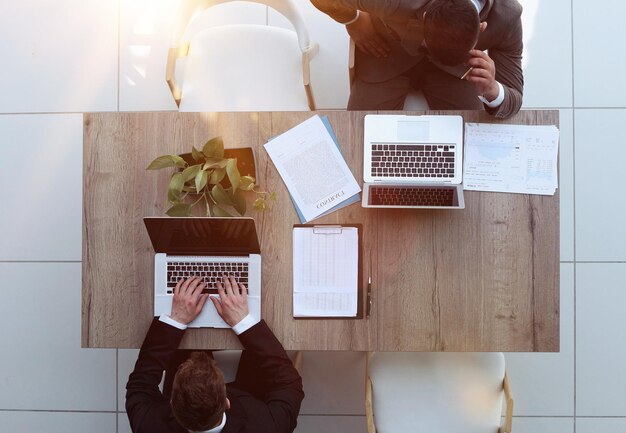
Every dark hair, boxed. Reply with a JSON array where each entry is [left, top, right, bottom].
[[171, 352, 227, 431], [423, 0, 480, 66]]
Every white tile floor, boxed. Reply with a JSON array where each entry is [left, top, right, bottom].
[[1, 0, 625, 432]]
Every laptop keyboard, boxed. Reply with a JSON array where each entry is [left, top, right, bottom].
[[370, 143, 456, 178], [166, 261, 249, 294], [369, 186, 456, 207]]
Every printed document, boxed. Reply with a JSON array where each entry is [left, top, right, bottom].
[[463, 123, 559, 195], [293, 226, 358, 317], [289, 116, 360, 223], [265, 115, 361, 222]]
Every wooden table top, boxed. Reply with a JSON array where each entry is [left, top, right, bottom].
[[82, 110, 559, 351]]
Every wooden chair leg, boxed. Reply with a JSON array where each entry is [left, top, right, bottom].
[[500, 371, 514, 433], [293, 351, 302, 373], [365, 352, 376, 433]]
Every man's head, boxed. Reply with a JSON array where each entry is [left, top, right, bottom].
[[171, 352, 228, 432], [423, 0, 481, 66]]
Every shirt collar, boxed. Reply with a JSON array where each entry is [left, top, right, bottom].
[[192, 413, 227, 433]]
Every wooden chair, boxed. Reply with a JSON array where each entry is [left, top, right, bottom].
[[365, 352, 513, 433], [166, 0, 318, 111]]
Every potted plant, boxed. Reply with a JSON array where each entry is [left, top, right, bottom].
[[146, 136, 274, 217]]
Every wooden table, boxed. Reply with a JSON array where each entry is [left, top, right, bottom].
[[82, 110, 559, 351]]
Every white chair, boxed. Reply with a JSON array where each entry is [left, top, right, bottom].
[[365, 352, 513, 433], [348, 39, 429, 110], [167, 0, 318, 111]]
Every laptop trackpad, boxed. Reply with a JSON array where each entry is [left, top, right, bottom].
[[397, 120, 429, 141]]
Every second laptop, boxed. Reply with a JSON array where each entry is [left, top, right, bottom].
[[361, 114, 465, 209]]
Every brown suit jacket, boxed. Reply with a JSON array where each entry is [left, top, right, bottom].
[[311, 0, 524, 118]]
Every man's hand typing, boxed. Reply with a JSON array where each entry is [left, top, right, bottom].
[[210, 275, 250, 327], [170, 276, 210, 325]]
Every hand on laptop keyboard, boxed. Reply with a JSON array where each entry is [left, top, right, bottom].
[[210, 275, 250, 327], [170, 276, 210, 325]]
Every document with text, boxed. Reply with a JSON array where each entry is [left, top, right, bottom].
[[463, 123, 559, 195], [293, 226, 358, 318], [264, 115, 361, 222]]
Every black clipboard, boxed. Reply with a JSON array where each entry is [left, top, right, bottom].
[[292, 224, 364, 320]]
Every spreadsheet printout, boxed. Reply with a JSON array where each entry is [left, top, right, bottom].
[[463, 123, 559, 195], [292, 226, 358, 317]]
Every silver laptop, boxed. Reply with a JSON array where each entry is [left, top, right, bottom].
[[362, 114, 465, 209], [144, 217, 261, 328]]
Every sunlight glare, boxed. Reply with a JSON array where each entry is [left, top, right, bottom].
[[519, 0, 539, 68], [132, 64, 147, 79], [129, 45, 152, 58]]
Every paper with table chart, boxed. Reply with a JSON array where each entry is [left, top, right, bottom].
[[264, 115, 361, 223], [292, 226, 358, 317], [463, 123, 559, 195]]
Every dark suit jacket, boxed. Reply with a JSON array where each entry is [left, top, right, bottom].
[[311, 0, 524, 118], [126, 319, 304, 433]]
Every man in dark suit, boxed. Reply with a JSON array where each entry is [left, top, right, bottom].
[[126, 276, 304, 433], [311, 0, 524, 118]]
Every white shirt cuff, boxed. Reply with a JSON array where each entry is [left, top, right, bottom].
[[478, 81, 505, 108], [231, 314, 259, 335], [159, 314, 187, 330], [342, 10, 360, 25]]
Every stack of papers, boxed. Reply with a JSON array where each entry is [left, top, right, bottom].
[[264, 115, 361, 223], [463, 123, 559, 195]]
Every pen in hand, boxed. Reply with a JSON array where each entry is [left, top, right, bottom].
[[460, 67, 474, 80]]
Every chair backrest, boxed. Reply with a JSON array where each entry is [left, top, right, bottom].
[[367, 352, 508, 433], [167, 0, 317, 111], [171, 0, 314, 53]]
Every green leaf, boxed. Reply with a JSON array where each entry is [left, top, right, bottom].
[[195, 169, 208, 193], [146, 155, 186, 170], [203, 158, 229, 170], [191, 146, 205, 162], [233, 189, 246, 216], [226, 158, 240, 192], [168, 172, 184, 203], [253, 197, 267, 211], [239, 175, 256, 191], [211, 184, 233, 206], [212, 205, 232, 217], [181, 164, 202, 182], [202, 137, 224, 158], [269, 191, 277, 202], [209, 167, 226, 184], [166, 203, 192, 217]]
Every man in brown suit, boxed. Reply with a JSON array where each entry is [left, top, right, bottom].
[[311, 0, 524, 119]]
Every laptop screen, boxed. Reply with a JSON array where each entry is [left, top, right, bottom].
[[144, 217, 261, 256]]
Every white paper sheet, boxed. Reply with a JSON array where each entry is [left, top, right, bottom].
[[264, 115, 361, 222], [463, 123, 559, 195], [292, 226, 358, 317]]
